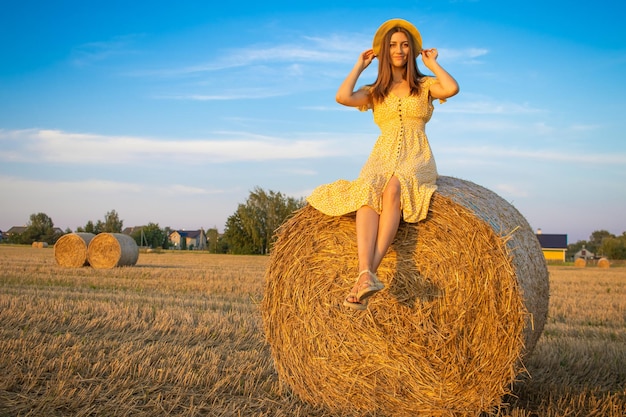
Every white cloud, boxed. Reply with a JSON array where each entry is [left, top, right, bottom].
[[132, 34, 365, 78], [0, 128, 354, 165], [441, 145, 626, 165], [494, 183, 529, 198], [0, 175, 231, 231], [439, 47, 489, 63]]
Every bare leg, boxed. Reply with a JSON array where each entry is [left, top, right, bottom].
[[356, 206, 378, 273], [372, 176, 401, 271], [346, 176, 402, 304]]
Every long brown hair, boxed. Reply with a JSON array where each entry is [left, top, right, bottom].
[[370, 27, 425, 104]]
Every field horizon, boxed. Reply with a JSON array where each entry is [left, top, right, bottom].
[[0, 246, 624, 416]]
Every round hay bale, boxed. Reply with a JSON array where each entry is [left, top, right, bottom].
[[31, 242, 39, 248], [54, 233, 95, 267], [574, 257, 587, 268], [262, 176, 549, 416], [597, 257, 610, 268], [87, 233, 139, 269]]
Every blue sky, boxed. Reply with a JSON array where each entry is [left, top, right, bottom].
[[1, 0, 624, 243]]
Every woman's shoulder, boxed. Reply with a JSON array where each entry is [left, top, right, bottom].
[[420, 76, 437, 87]]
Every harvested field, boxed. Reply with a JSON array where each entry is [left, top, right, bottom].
[[0, 245, 624, 416]]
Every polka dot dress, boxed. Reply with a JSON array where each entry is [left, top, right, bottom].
[[307, 76, 440, 223]]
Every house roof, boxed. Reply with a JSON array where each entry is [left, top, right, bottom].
[[536, 233, 568, 249], [170, 230, 204, 238], [122, 226, 144, 235]]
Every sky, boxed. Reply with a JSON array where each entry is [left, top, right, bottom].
[[1, 0, 624, 243]]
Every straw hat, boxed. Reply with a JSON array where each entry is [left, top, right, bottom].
[[372, 18, 422, 56]]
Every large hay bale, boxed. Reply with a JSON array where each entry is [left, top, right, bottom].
[[262, 176, 549, 416], [597, 257, 610, 268], [574, 257, 587, 268], [54, 233, 95, 267], [87, 233, 139, 269]]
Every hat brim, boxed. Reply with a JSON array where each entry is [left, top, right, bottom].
[[372, 18, 422, 56]]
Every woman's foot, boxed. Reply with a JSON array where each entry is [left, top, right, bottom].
[[343, 292, 368, 310], [343, 269, 385, 310]]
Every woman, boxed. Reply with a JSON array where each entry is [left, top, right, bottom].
[[307, 19, 459, 310]]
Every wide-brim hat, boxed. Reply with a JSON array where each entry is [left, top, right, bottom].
[[372, 18, 422, 56]]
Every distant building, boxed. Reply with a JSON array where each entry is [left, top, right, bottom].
[[6, 226, 28, 236], [574, 246, 595, 260], [122, 226, 144, 236], [535, 229, 568, 262], [169, 229, 207, 250]]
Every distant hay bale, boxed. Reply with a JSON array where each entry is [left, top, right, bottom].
[[262, 176, 549, 416], [597, 257, 610, 268], [54, 233, 95, 267], [574, 258, 587, 268], [87, 233, 139, 269]]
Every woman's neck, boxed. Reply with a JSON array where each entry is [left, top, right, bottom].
[[391, 67, 406, 83]]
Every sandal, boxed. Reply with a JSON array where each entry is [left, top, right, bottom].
[[342, 269, 384, 311], [343, 292, 369, 311], [355, 269, 385, 302]]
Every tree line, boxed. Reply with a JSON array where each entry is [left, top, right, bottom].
[[2, 188, 305, 255], [4, 189, 624, 259], [566, 230, 626, 260]]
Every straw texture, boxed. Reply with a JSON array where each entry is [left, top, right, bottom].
[[87, 233, 139, 269], [54, 233, 95, 267], [597, 257, 610, 268], [574, 258, 587, 268], [262, 176, 549, 416]]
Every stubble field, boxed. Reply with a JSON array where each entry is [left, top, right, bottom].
[[0, 245, 624, 416]]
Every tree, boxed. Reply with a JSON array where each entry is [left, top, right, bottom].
[[587, 230, 614, 254], [222, 187, 305, 254], [223, 206, 258, 254], [137, 223, 166, 249], [22, 212, 60, 244], [206, 227, 227, 253], [599, 233, 626, 259], [76, 220, 96, 234], [76, 210, 123, 234], [101, 210, 123, 233]]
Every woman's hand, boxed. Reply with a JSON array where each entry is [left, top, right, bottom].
[[420, 48, 439, 70], [357, 49, 376, 71]]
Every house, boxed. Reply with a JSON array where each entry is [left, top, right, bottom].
[[122, 226, 144, 236], [535, 229, 568, 262], [574, 246, 595, 260], [6, 226, 28, 236], [169, 229, 207, 250]]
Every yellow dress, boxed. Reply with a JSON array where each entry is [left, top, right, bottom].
[[307, 76, 439, 223]]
